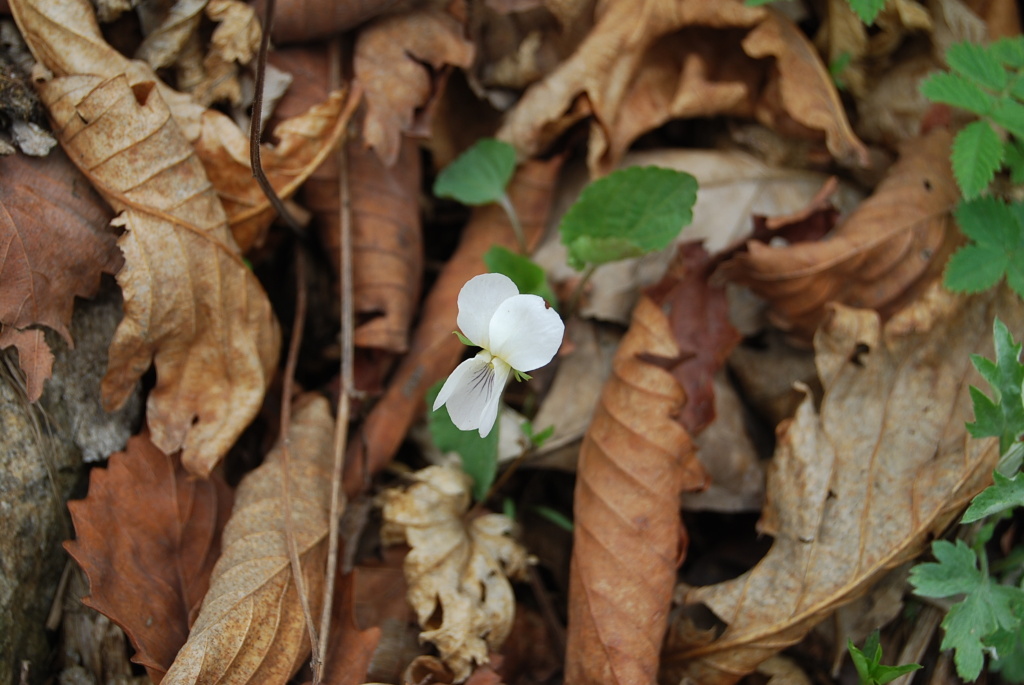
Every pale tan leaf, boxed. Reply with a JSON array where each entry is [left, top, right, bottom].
[[162, 395, 335, 684], [37, 71, 279, 477], [190, 0, 262, 106], [355, 6, 475, 165], [0, 326, 53, 401], [134, 0, 206, 70], [381, 465, 530, 682], [665, 284, 1021, 684], [566, 296, 706, 685]]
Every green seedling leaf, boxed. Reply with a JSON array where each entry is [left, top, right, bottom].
[[910, 540, 1024, 682], [965, 317, 1024, 456], [948, 41, 1010, 92], [921, 71, 995, 115], [483, 246, 559, 309], [944, 197, 1024, 298], [529, 505, 574, 533], [952, 121, 1004, 199], [427, 382, 500, 502], [847, 0, 885, 25], [559, 166, 698, 271], [848, 631, 922, 685], [962, 471, 1024, 523], [433, 138, 517, 206]]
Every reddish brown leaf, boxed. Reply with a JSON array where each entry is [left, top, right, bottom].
[[646, 242, 741, 434], [355, 5, 475, 165], [566, 296, 707, 685], [0, 149, 120, 399], [719, 127, 958, 342], [266, 0, 425, 44], [309, 571, 382, 685], [345, 156, 563, 495], [64, 431, 233, 683]]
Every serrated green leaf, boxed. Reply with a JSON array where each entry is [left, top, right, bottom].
[[559, 166, 698, 271], [944, 245, 1010, 293], [483, 246, 559, 309], [952, 121, 1004, 198], [965, 318, 1024, 455], [988, 627, 1024, 683], [847, 0, 885, 25], [922, 71, 996, 115], [989, 98, 1024, 140], [948, 41, 1010, 91], [1005, 139, 1024, 183], [962, 471, 1024, 522], [990, 37, 1024, 69], [955, 196, 1018, 245], [911, 540, 1024, 682], [433, 138, 517, 206], [427, 382, 500, 501]]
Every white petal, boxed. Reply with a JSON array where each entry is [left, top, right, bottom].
[[433, 354, 511, 437], [456, 273, 519, 349], [488, 295, 565, 372]]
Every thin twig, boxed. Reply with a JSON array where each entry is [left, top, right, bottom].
[[314, 36, 354, 683]]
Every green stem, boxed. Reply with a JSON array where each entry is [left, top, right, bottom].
[[497, 192, 526, 254]]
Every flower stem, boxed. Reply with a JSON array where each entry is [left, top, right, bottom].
[[497, 192, 527, 254]]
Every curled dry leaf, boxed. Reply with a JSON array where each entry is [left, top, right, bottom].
[[566, 295, 707, 685], [163, 395, 335, 684], [134, 0, 207, 70], [191, 0, 263, 106], [497, 0, 866, 173], [719, 127, 958, 343], [665, 283, 1021, 684], [266, 0, 424, 44], [36, 71, 280, 477], [345, 156, 563, 495], [0, 148, 120, 400], [355, 5, 475, 165], [64, 431, 233, 683], [381, 465, 530, 682]]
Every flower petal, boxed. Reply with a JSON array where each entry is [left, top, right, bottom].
[[433, 353, 511, 437], [456, 273, 519, 349], [488, 294, 564, 372]]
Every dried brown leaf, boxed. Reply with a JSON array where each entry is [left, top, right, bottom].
[[381, 465, 530, 682], [0, 148, 120, 399], [163, 395, 335, 684], [355, 5, 474, 165], [35, 71, 280, 477], [134, 0, 206, 70], [266, 0, 425, 44], [719, 127, 958, 342], [64, 431, 233, 683], [566, 296, 707, 685], [345, 156, 563, 495], [666, 284, 1020, 684]]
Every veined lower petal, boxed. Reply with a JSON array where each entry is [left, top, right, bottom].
[[433, 353, 512, 437], [488, 294, 565, 372], [456, 273, 519, 350]]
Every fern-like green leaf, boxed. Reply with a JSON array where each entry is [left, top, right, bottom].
[[952, 121, 1004, 198]]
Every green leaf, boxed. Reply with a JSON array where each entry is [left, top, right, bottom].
[[559, 166, 698, 271], [453, 330, 474, 346], [964, 318, 1024, 456], [945, 198, 1024, 298], [951, 121, 1004, 198], [426, 382, 500, 501], [989, 97, 1024, 140], [529, 505, 574, 532], [990, 37, 1024, 69], [743, 0, 777, 5], [947, 41, 1009, 92], [847, 0, 885, 25], [483, 246, 559, 309], [988, 627, 1024, 683], [962, 471, 1024, 523], [433, 138, 517, 206], [848, 631, 922, 685], [520, 420, 554, 448], [1005, 139, 1024, 183], [921, 71, 995, 115], [910, 540, 1024, 682]]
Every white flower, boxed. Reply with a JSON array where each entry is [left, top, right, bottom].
[[434, 273, 564, 437]]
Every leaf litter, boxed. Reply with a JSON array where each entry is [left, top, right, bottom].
[[2, 0, 1022, 683]]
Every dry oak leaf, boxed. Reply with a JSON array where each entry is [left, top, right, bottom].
[[64, 431, 233, 683], [0, 148, 120, 400], [665, 283, 1020, 685], [355, 5, 475, 165], [381, 465, 530, 682], [163, 394, 335, 684], [345, 156, 563, 495], [37, 71, 280, 477], [565, 295, 706, 685], [497, 0, 867, 174], [719, 127, 958, 343]]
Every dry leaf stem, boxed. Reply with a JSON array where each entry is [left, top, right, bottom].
[[315, 36, 354, 682]]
